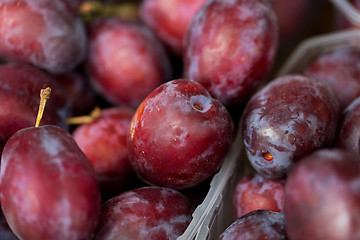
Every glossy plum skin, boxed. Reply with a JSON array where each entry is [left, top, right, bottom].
[[0, 125, 101, 240], [184, 0, 278, 106], [303, 47, 360, 110], [128, 79, 234, 189], [0, 63, 70, 146], [73, 107, 135, 192], [95, 186, 193, 240], [233, 174, 285, 219], [285, 149, 360, 240], [0, 0, 87, 74], [87, 18, 172, 107], [140, 0, 208, 55], [53, 71, 96, 116], [219, 209, 288, 240], [335, 97, 360, 155], [242, 75, 340, 179]]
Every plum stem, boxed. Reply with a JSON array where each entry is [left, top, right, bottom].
[[79, 1, 139, 23], [35, 87, 51, 128], [66, 106, 102, 125]]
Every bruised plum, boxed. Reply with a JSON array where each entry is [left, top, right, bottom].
[[242, 75, 340, 178]]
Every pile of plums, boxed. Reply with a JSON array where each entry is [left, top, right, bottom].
[[0, 0, 359, 239]]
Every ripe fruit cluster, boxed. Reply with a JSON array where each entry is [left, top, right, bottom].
[[0, 0, 359, 239]]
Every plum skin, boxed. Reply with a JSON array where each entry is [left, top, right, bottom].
[[127, 79, 234, 189]]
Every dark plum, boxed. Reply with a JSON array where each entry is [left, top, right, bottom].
[[0, 125, 101, 240], [184, 0, 278, 106], [87, 18, 172, 107], [95, 186, 193, 240], [285, 149, 360, 240], [335, 96, 360, 155], [128, 79, 234, 189], [140, 0, 208, 55], [0, 0, 87, 74], [242, 75, 340, 178], [303, 46, 360, 110], [72, 107, 135, 192], [219, 209, 288, 240], [0, 63, 70, 146], [52, 71, 96, 116], [233, 174, 285, 219]]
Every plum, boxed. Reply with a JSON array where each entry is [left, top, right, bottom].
[[87, 17, 172, 107], [335, 96, 360, 155], [184, 0, 278, 106], [303, 46, 360, 110], [95, 186, 193, 240], [127, 79, 234, 189], [242, 75, 340, 178], [219, 209, 288, 240], [52, 71, 96, 116], [233, 174, 285, 219], [0, 125, 101, 240], [285, 149, 360, 240], [72, 107, 135, 192], [140, 0, 208, 55], [0, 0, 87, 74], [0, 63, 70, 146]]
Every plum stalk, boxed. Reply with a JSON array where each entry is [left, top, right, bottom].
[[35, 87, 51, 127]]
